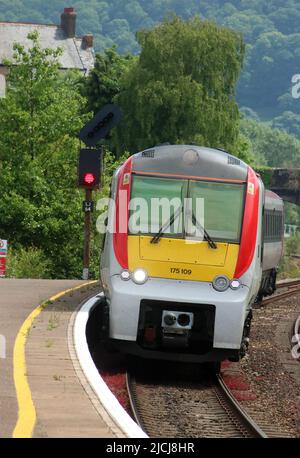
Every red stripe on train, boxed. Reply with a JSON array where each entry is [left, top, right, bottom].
[[234, 167, 260, 279], [113, 157, 132, 269]]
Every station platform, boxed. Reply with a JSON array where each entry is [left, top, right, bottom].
[[0, 279, 125, 438]]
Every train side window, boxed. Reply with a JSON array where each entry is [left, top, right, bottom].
[[261, 204, 265, 263], [266, 212, 269, 240]]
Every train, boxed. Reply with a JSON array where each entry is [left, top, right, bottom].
[[99, 145, 284, 365]]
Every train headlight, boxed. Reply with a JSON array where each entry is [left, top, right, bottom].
[[230, 279, 241, 290], [212, 275, 230, 292], [120, 270, 131, 281], [132, 268, 148, 285]]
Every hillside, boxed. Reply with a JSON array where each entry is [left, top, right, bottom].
[[1, 1, 300, 136]]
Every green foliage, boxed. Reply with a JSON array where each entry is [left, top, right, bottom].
[[114, 16, 245, 156], [0, 34, 127, 279], [278, 234, 300, 279], [6, 246, 51, 279], [2, 1, 300, 136], [285, 203, 300, 226], [255, 167, 273, 188], [284, 233, 300, 257], [272, 111, 300, 138], [278, 256, 300, 280], [0, 32, 90, 278], [239, 31, 300, 113], [240, 119, 300, 167], [83, 47, 135, 114]]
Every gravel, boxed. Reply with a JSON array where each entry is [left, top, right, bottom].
[[238, 297, 300, 437]]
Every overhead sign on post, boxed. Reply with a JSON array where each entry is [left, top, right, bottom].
[[79, 104, 122, 147]]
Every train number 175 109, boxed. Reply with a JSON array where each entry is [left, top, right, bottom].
[[170, 268, 192, 275]]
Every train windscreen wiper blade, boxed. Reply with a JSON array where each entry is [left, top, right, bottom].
[[150, 206, 182, 244], [192, 213, 217, 249]]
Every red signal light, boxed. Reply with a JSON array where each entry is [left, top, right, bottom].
[[84, 173, 96, 185], [78, 149, 101, 188]]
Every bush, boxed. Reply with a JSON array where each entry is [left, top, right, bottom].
[[6, 247, 52, 279], [285, 233, 300, 256], [278, 234, 300, 279]]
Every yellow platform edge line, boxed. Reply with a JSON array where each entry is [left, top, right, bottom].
[[12, 280, 98, 439]]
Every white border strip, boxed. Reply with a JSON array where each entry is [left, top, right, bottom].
[[73, 294, 148, 438]]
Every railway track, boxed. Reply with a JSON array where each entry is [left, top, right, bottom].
[[261, 278, 300, 306], [126, 369, 267, 438], [276, 278, 300, 289], [125, 279, 300, 438], [262, 279, 300, 364]]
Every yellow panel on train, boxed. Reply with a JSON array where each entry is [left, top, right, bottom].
[[128, 235, 239, 282]]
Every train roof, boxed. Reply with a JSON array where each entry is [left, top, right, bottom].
[[265, 189, 284, 211], [132, 145, 249, 182]]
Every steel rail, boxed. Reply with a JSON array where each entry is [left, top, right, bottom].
[[125, 278, 300, 437], [216, 374, 267, 438], [263, 285, 300, 305], [126, 372, 148, 434], [276, 279, 300, 289]]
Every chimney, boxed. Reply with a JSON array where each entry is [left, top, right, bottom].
[[61, 7, 77, 38], [82, 34, 94, 49]]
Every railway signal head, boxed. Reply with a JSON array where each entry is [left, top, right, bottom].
[[79, 104, 122, 147], [78, 149, 102, 189]]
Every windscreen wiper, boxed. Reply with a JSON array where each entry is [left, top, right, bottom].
[[150, 206, 182, 244], [192, 213, 217, 249]]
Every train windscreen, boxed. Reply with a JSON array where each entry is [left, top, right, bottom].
[[189, 180, 245, 243], [129, 175, 245, 243]]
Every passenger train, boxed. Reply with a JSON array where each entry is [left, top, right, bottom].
[[99, 145, 284, 364]]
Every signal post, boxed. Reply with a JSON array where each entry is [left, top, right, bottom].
[[78, 148, 102, 280], [78, 104, 122, 280], [83, 189, 92, 280]]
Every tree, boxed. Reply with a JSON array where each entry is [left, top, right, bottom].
[[115, 16, 245, 155], [223, 12, 275, 42], [0, 32, 90, 278], [83, 46, 135, 114], [272, 111, 300, 138], [3, 0, 300, 130], [240, 118, 300, 167], [285, 203, 300, 226], [238, 31, 300, 113]]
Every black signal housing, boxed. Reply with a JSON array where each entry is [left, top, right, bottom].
[[78, 148, 102, 189]]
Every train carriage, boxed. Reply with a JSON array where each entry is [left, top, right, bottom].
[[100, 145, 284, 364]]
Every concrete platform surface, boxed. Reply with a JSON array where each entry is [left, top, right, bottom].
[[0, 279, 122, 438]]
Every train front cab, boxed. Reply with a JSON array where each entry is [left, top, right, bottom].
[[101, 149, 264, 364]]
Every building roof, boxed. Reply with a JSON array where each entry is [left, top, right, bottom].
[[0, 21, 95, 73]]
